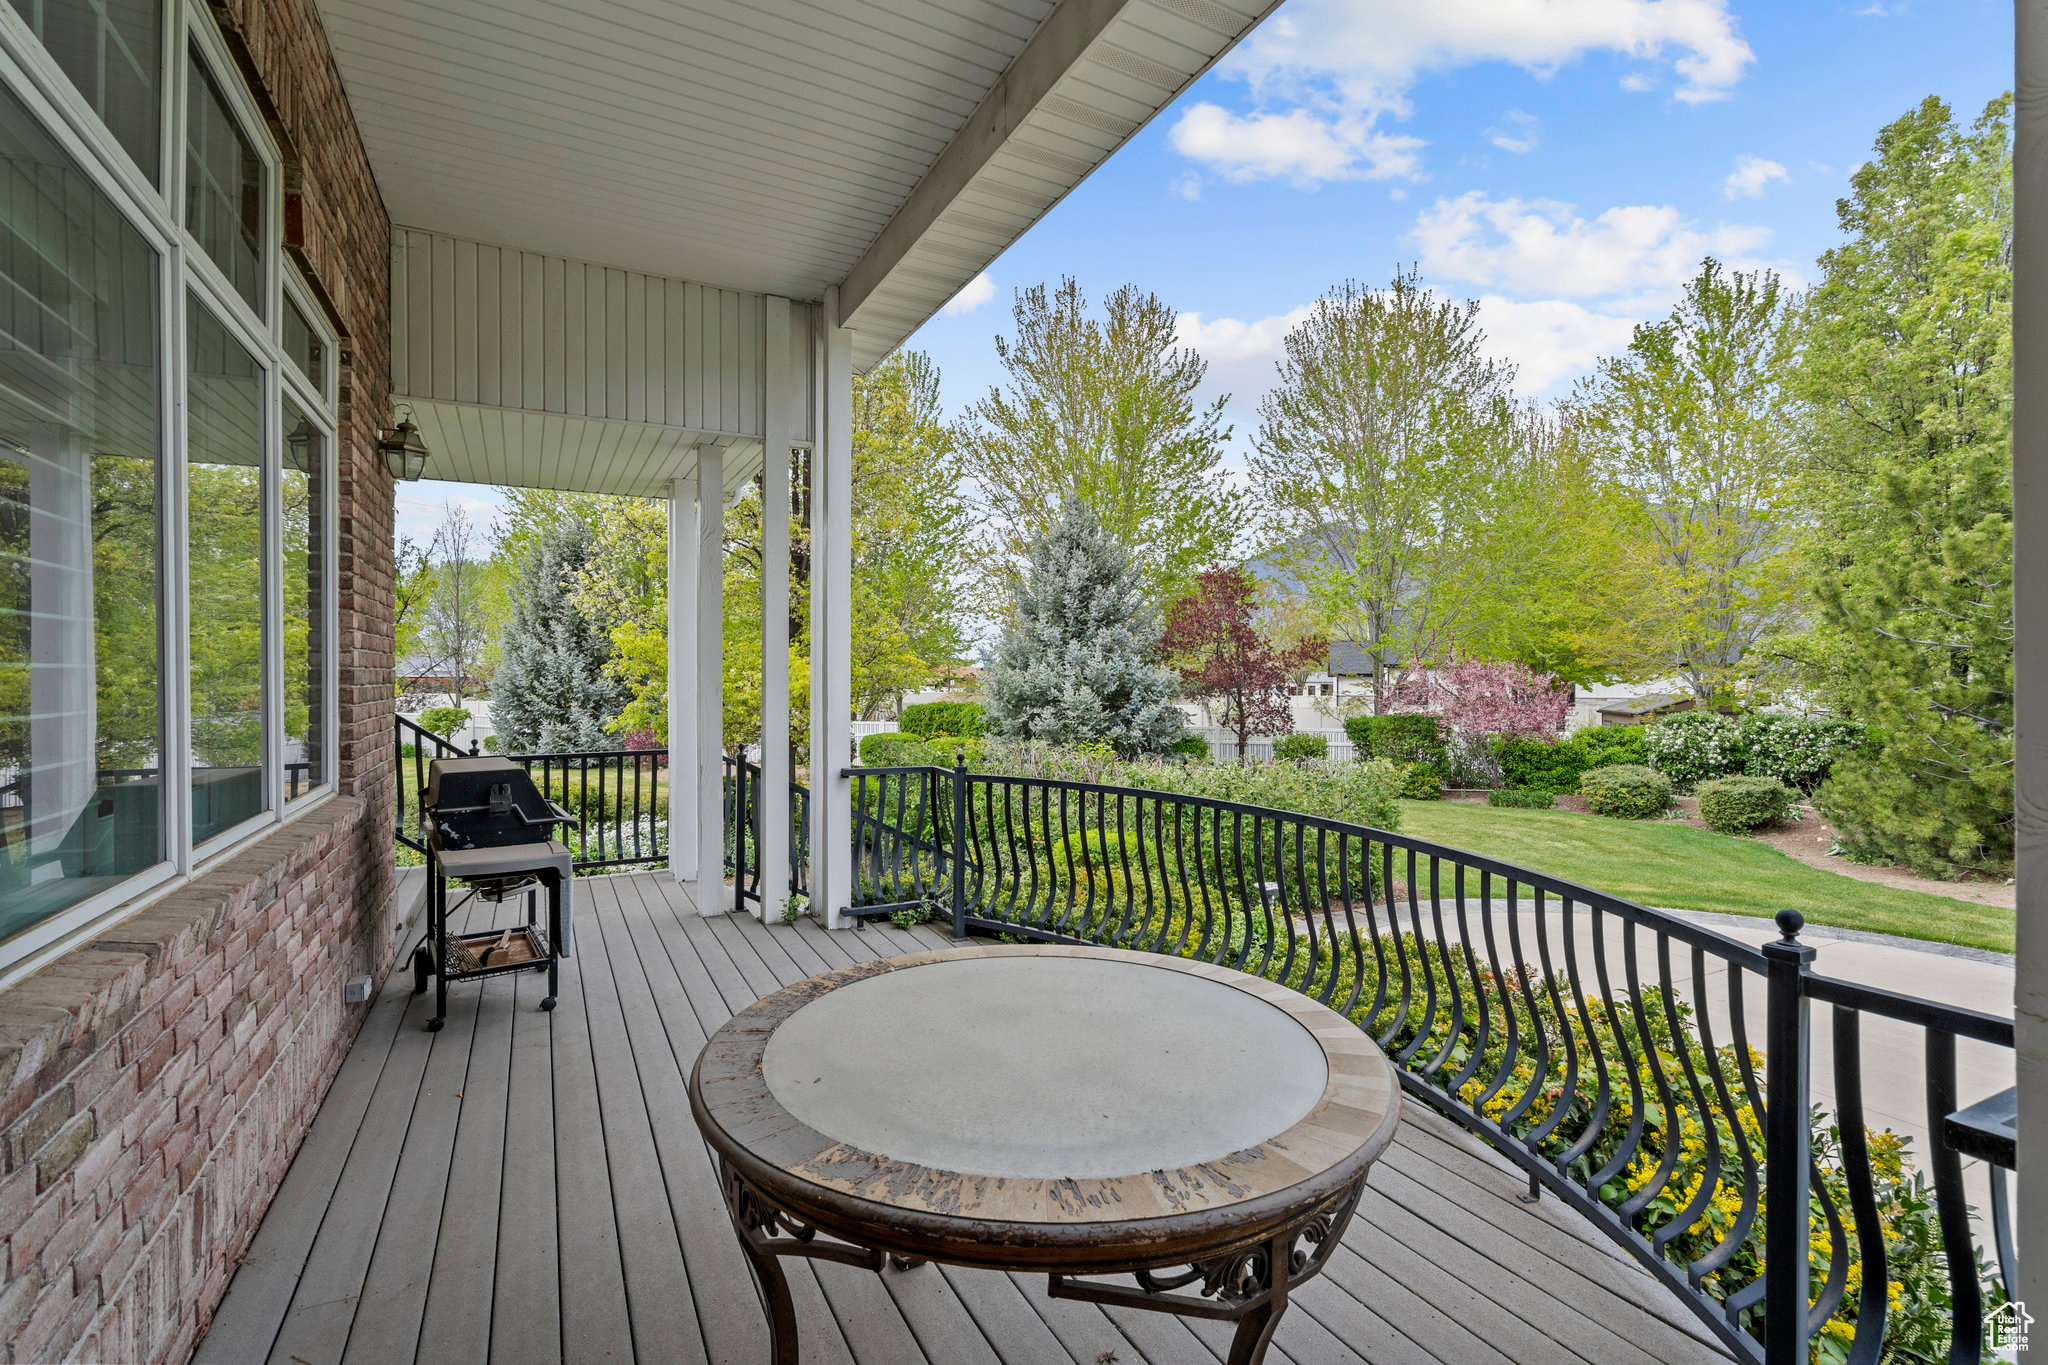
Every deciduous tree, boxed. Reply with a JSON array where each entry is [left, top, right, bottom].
[[1162, 566, 1323, 758], [1567, 260, 1803, 707], [1248, 269, 1527, 713], [959, 278, 1241, 612]]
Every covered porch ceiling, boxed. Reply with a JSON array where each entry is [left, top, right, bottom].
[[315, 0, 1278, 496]]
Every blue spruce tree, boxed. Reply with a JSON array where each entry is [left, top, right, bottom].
[[983, 501, 1184, 753], [491, 518, 625, 753]]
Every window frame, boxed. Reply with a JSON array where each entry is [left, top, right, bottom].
[[0, 0, 345, 982]]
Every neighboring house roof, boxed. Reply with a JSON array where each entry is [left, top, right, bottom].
[[1598, 693, 1693, 718], [1327, 640, 1376, 676]]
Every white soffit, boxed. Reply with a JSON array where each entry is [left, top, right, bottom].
[[318, 0, 1276, 369]]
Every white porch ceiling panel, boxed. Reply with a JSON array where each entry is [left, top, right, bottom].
[[391, 228, 811, 498], [319, 0, 1277, 371]]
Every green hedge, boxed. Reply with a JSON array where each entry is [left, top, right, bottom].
[[1344, 713, 1447, 767], [1487, 786, 1554, 809], [1580, 763, 1672, 819], [1492, 736, 1585, 793], [1169, 734, 1210, 761], [1569, 725, 1648, 768], [1696, 775, 1796, 833], [899, 701, 985, 738], [1274, 733, 1328, 762]]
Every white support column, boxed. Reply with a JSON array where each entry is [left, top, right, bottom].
[[759, 299, 793, 924], [668, 471, 698, 884], [2011, 0, 2046, 1317], [696, 445, 727, 915], [809, 290, 855, 929]]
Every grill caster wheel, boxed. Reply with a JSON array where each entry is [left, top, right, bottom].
[[411, 945, 431, 996], [427, 1016, 444, 1032], [540, 996, 557, 1012]]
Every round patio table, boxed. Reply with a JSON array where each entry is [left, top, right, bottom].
[[688, 943, 1402, 1365]]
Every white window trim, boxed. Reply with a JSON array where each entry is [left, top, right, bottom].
[[0, 0, 349, 976]]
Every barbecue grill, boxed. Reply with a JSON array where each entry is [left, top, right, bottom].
[[412, 756, 579, 1031]]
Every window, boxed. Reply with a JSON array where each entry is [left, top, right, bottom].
[[0, 80, 164, 943], [5, 0, 160, 179], [0, 0, 334, 968], [183, 42, 260, 311], [283, 291, 323, 391], [185, 300, 264, 843], [281, 397, 324, 800]]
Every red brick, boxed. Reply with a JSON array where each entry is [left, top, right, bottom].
[[7, 1186, 66, 1277]]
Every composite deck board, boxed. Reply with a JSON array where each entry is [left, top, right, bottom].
[[199, 871, 1741, 1365]]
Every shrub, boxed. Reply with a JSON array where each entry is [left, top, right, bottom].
[[1168, 734, 1210, 761], [1273, 733, 1328, 762], [1400, 762, 1443, 799], [1487, 786, 1555, 809], [1735, 713, 1866, 793], [900, 701, 985, 739], [1579, 763, 1673, 819], [858, 732, 984, 768], [857, 731, 906, 765], [416, 706, 470, 738], [1343, 713, 1447, 768], [1491, 736, 1587, 794], [1696, 775, 1797, 833], [1643, 710, 1742, 791], [1564, 724, 1648, 769], [978, 742, 1405, 836]]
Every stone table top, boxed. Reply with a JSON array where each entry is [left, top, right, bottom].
[[692, 944, 1402, 1230]]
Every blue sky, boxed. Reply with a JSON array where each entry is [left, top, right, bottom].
[[398, 0, 2013, 546]]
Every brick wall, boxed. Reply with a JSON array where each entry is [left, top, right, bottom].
[[0, 0, 396, 1359]]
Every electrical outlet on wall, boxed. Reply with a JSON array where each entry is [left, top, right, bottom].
[[345, 975, 373, 1004]]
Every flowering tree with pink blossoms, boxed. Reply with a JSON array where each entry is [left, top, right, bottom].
[[1405, 658, 1570, 740]]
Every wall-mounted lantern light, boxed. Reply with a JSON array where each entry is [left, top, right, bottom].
[[380, 405, 430, 482]]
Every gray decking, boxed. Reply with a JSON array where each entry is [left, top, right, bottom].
[[194, 871, 1736, 1365]]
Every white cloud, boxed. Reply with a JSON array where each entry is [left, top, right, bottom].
[[1488, 109, 1540, 154], [1227, 0, 1754, 107], [941, 271, 996, 317], [1721, 154, 1789, 199], [1620, 71, 1657, 91], [1168, 104, 1424, 187], [1471, 296, 1639, 393], [1411, 191, 1783, 299], [1169, 1, 1752, 189]]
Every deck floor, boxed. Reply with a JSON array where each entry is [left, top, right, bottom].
[[194, 872, 1735, 1365]]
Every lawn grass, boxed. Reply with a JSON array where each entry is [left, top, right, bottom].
[[1392, 799, 2014, 955]]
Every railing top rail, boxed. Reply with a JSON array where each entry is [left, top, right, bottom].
[[505, 748, 669, 763], [845, 762, 1773, 972], [398, 713, 466, 758], [1804, 971, 2016, 1044]]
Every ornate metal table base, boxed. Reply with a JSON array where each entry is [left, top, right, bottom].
[[719, 1158, 1368, 1365]]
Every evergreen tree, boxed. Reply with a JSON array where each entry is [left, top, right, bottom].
[[1786, 95, 2013, 875], [491, 518, 626, 753], [983, 501, 1185, 753]]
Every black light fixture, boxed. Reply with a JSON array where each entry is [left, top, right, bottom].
[[380, 405, 430, 481]]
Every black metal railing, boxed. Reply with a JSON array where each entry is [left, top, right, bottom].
[[845, 758, 2016, 1365], [723, 753, 809, 907], [395, 715, 670, 871]]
